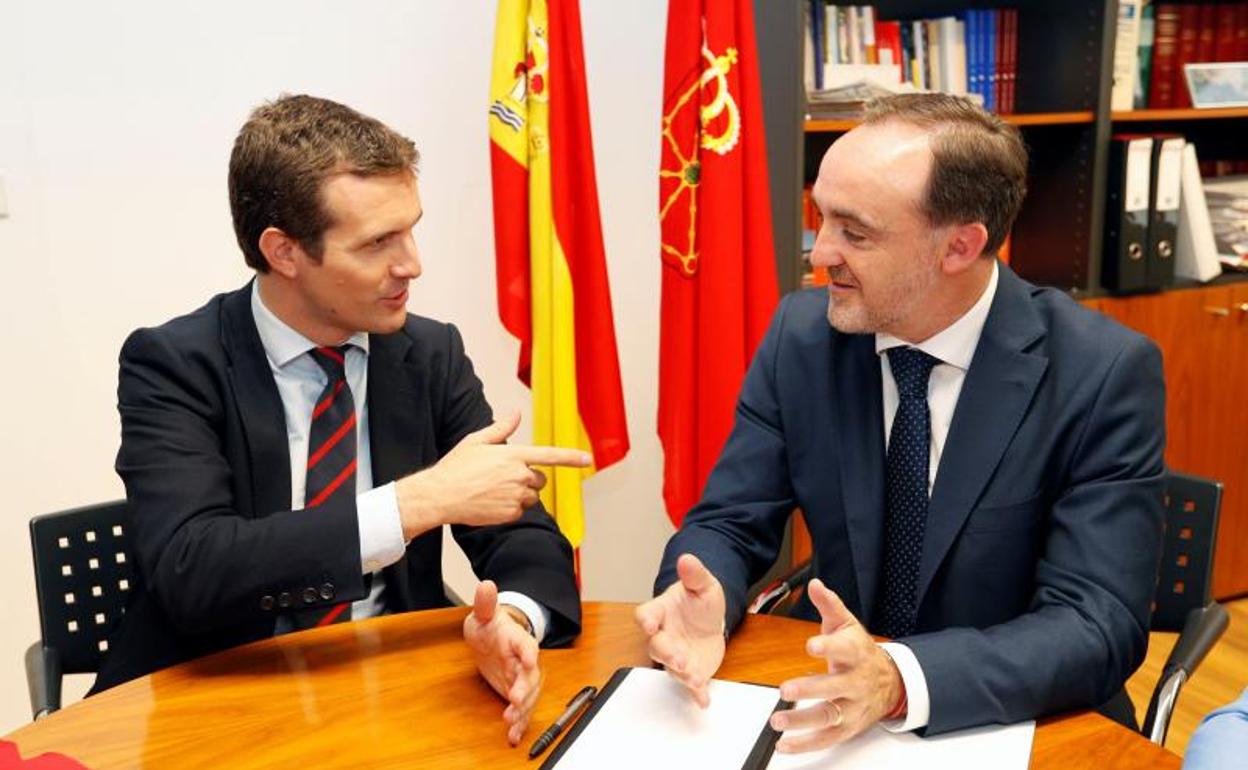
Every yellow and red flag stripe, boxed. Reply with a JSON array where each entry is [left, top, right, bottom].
[[489, 0, 629, 549]]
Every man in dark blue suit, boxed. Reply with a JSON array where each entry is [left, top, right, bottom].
[[99, 95, 589, 746], [637, 94, 1165, 753]]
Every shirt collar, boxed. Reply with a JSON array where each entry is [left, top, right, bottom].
[[250, 280, 369, 368], [875, 260, 999, 371]]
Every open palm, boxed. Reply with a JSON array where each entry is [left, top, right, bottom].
[[635, 554, 727, 707]]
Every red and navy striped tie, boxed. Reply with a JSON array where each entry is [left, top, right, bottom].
[[294, 344, 357, 628]]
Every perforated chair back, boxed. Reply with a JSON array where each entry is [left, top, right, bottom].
[[29, 501, 136, 674], [1152, 472, 1222, 632]]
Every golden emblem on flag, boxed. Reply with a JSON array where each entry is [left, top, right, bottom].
[[660, 40, 741, 277], [489, 18, 550, 137]]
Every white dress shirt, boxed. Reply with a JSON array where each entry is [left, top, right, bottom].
[[874, 261, 999, 732], [250, 282, 548, 640]]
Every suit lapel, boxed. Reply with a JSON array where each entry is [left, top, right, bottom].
[[220, 283, 291, 518], [917, 266, 1048, 605], [832, 333, 887, 619], [366, 330, 419, 485], [367, 329, 420, 610]]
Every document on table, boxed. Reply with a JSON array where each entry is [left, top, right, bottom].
[[541, 667, 785, 770], [767, 702, 1035, 769], [540, 667, 1035, 770]]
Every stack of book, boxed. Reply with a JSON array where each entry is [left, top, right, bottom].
[[1118, 1, 1248, 111], [804, 3, 1018, 115]]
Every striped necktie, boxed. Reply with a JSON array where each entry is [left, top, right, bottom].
[[292, 344, 357, 628]]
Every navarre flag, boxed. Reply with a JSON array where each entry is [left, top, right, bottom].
[[658, 0, 779, 526], [489, 0, 629, 548]]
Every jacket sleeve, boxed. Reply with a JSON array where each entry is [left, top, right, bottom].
[[903, 335, 1166, 734], [437, 324, 582, 647], [116, 327, 366, 635], [655, 297, 798, 629]]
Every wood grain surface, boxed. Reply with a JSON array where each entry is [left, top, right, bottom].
[[5, 603, 1180, 769]]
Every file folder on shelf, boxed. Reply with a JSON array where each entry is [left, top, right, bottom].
[[1103, 135, 1155, 293], [1147, 134, 1185, 289], [1175, 142, 1222, 282]]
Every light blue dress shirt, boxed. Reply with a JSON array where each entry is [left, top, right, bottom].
[[1183, 687, 1248, 770], [250, 282, 548, 639]]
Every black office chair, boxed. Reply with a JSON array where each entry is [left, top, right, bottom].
[[1142, 471, 1229, 746], [26, 501, 135, 719], [747, 470, 1230, 747]]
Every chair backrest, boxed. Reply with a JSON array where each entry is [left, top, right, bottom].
[[1152, 471, 1222, 632], [29, 501, 136, 674]]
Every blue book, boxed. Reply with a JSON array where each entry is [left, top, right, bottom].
[[966, 10, 981, 103], [985, 9, 998, 112]]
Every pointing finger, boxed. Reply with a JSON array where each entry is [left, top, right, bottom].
[[513, 445, 593, 468]]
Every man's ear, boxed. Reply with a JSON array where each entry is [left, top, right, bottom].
[[258, 227, 301, 279], [939, 222, 990, 276]]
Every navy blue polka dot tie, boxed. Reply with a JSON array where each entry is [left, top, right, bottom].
[[874, 346, 940, 639]]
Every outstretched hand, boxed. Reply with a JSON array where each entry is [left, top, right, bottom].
[[634, 554, 728, 708]]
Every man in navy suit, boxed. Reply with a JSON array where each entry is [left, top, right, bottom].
[[98, 95, 589, 746], [637, 93, 1165, 752]]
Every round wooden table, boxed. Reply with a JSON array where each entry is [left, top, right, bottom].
[[4, 603, 1180, 768]]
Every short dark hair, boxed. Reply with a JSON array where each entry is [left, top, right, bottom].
[[228, 94, 420, 272], [862, 93, 1027, 256]]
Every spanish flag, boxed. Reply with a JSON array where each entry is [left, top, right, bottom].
[[658, 0, 779, 527], [489, 0, 629, 549]]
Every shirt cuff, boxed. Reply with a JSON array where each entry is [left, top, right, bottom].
[[357, 482, 407, 575], [498, 591, 550, 643], [878, 642, 931, 732]]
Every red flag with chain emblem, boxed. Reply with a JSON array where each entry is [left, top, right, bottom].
[[658, 0, 779, 527]]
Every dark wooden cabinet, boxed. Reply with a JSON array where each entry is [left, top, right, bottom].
[[1094, 282, 1248, 599]]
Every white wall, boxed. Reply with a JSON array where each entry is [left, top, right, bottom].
[[0, 0, 675, 732]]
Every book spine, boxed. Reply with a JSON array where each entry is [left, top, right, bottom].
[[913, 20, 928, 90], [1006, 8, 1019, 114], [1149, 4, 1180, 108], [1195, 2, 1216, 64], [1173, 3, 1200, 108], [1135, 2, 1155, 109], [899, 20, 914, 84], [966, 10, 980, 103], [1238, 2, 1248, 61], [1111, 0, 1142, 112], [861, 5, 878, 65], [1214, 2, 1238, 61], [987, 9, 999, 112]]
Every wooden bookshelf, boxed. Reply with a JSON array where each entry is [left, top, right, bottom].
[[805, 111, 1095, 133], [1112, 107, 1248, 123]]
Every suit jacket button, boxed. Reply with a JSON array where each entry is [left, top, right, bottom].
[[320, 583, 335, 601], [260, 595, 275, 611], [277, 592, 292, 608], [302, 587, 318, 604]]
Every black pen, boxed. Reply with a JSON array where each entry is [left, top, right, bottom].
[[528, 685, 598, 759]]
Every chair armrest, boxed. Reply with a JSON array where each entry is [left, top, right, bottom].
[[1143, 602, 1230, 744], [1166, 602, 1229, 676], [24, 641, 62, 720]]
